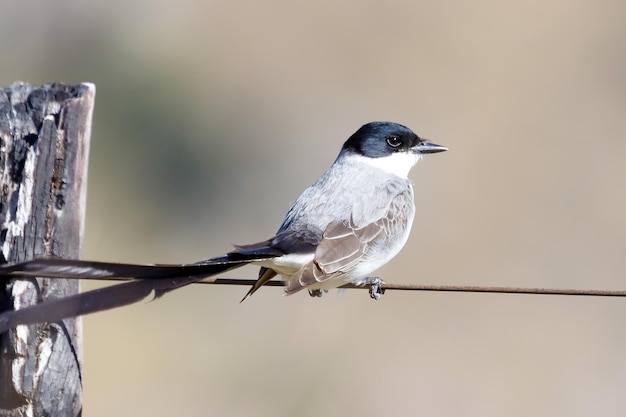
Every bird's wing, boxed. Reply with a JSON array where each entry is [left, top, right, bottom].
[[284, 188, 412, 295], [283, 219, 380, 294]]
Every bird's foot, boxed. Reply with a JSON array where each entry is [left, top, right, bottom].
[[356, 276, 386, 300], [308, 288, 328, 298]]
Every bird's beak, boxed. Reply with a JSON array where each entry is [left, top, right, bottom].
[[412, 140, 448, 154]]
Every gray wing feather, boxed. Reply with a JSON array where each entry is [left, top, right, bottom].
[[285, 186, 413, 294], [315, 220, 374, 273]]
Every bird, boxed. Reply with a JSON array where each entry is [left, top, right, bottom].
[[0, 121, 447, 333]]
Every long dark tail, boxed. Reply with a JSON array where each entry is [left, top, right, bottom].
[[0, 249, 279, 333]]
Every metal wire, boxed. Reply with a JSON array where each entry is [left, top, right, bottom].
[[83, 275, 626, 297]]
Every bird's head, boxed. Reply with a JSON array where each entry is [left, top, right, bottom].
[[341, 121, 447, 178]]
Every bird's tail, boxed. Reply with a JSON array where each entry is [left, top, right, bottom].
[[0, 246, 280, 333]]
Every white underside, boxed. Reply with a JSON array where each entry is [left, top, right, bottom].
[[254, 253, 315, 278], [253, 220, 413, 291], [254, 252, 383, 290]]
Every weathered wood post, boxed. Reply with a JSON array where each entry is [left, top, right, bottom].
[[0, 82, 94, 417]]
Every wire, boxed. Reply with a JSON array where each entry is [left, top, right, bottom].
[[83, 276, 626, 297]]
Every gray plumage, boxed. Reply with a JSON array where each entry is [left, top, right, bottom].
[[275, 152, 416, 294], [0, 121, 447, 332], [238, 121, 447, 299]]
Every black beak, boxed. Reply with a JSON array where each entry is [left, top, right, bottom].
[[412, 140, 448, 154]]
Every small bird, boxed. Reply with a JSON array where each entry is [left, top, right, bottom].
[[0, 121, 447, 332]]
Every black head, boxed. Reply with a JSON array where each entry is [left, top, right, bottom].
[[341, 121, 447, 158]]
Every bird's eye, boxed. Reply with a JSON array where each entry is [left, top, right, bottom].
[[386, 135, 402, 148]]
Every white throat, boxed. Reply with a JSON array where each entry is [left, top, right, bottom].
[[350, 152, 421, 179]]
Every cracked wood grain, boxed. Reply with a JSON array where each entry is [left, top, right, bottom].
[[0, 82, 94, 417]]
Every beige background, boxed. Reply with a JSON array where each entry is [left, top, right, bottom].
[[2, 1, 626, 416]]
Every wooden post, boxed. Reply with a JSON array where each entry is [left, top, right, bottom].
[[0, 82, 94, 416]]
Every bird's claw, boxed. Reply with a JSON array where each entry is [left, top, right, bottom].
[[356, 277, 386, 300], [308, 288, 328, 298]]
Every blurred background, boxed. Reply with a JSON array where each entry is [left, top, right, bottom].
[[2, 0, 626, 416]]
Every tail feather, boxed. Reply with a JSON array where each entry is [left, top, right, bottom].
[[1, 279, 159, 334], [239, 267, 278, 303], [0, 257, 257, 280], [0, 247, 281, 333]]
